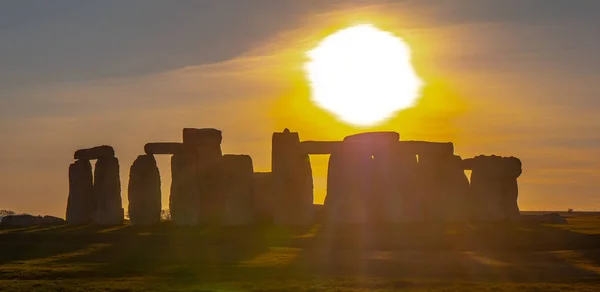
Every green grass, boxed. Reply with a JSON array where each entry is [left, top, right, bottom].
[[2, 215, 600, 291]]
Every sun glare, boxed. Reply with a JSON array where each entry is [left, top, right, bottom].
[[305, 24, 422, 126]]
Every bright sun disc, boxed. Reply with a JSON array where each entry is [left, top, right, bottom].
[[305, 24, 423, 126]]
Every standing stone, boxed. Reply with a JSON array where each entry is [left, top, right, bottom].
[[253, 172, 274, 224], [128, 155, 162, 226], [502, 157, 522, 221], [170, 151, 200, 226], [441, 156, 471, 221], [329, 144, 373, 224], [468, 155, 506, 221], [66, 159, 93, 225], [92, 157, 124, 225], [182, 128, 223, 224], [219, 155, 255, 226], [325, 152, 343, 223], [415, 153, 449, 221], [272, 129, 314, 226]]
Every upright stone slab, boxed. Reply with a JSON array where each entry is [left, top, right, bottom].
[[502, 157, 522, 221], [325, 152, 344, 223], [468, 155, 506, 221], [334, 142, 373, 224], [415, 153, 450, 221], [272, 129, 314, 226], [387, 150, 419, 222], [253, 172, 275, 224], [66, 159, 94, 225], [441, 156, 471, 221], [219, 155, 255, 226], [183, 128, 223, 224], [92, 157, 124, 225], [128, 155, 162, 226], [170, 150, 200, 226]]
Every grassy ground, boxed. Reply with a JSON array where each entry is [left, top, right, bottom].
[[2, 214, 600, 291]]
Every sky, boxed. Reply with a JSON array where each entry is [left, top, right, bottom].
[[1, 0, 599, 217]]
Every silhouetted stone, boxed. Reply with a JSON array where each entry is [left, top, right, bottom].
[[170, 151, 200, 226], [181, 128, 224, 223], [468, 155, 510, 221], [325, 152, 343, 223], [144, 142, 183, 155], [344, 131, 400, 143], [74, 145, 115, 160], [441, 155, 471, 221], [183, 128, 222, 147], [92, 157, 124, 225], [128, 155, 161, 226], [272, 129, 314, 226], [253, 172, 274, 224], [385, 150, 419, 222], [415, 153, 450, 221], [66, 159, 93, 225], [219, 155, 255, 225], [502, 156, 523, 221], [329, 144, 373, 224]]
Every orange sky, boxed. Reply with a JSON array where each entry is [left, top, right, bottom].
[[1, 2, 600, 216]]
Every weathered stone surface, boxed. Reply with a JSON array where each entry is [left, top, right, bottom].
[[415, 152, 456, 221], [272, 129, 314, 226], [66, 159, 94, 225], [329, 144, 373, 224], [383, 150, 419, 222], [183, 128, 222, 146], [502, 156, 522, 221], [253, 172, 274, 224], [144, 142, 183, 155], [219, 155, 255, 226], [325, 152, 344, 223], [74, 145, 115, 160], [468, 155, 517, 221], [399, 141, 454, 156], [1, 215, 65, 226], [170, 152, 200, 226], [343, 131, 400, 143], [128, 155, 162, 226], [92, 157, 124, 225], [441, 156, 471, 221]]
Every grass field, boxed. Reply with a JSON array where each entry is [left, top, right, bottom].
[[2, 214, 600, 291]]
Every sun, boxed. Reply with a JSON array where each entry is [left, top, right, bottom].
[[304, 24, 423, 126]]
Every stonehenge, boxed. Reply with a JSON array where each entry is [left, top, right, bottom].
[[66, 145, 124, 225], [66, 128, 524, 227]]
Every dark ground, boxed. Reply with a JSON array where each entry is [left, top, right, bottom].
[[1, 214, 600, 291]]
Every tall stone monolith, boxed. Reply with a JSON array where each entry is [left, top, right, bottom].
[[502, 156, 522, 221], [468, 155, 507, 221], [183, 128, 223, 224], [253, 172, 274, 224], [128, 154, 162, 226], [170, 150, 200, 226], [219, 155, 255, 226], [92, 156, 124, 225], [66, 159, 94, 225], [272, 129, 314, 226], [441, 155, 471, 221]]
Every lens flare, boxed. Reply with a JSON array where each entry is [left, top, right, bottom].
[[305, 24, 423, 126]]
